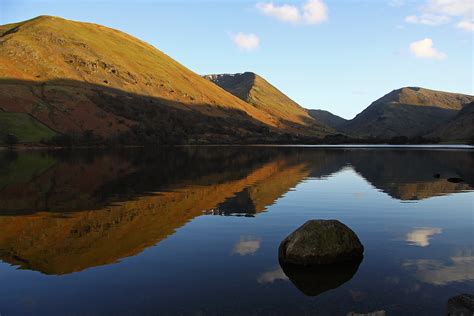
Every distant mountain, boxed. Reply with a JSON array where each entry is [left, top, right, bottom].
[[308, 109, 347, 130], [430, 102, 474, 142], [342, 87, 474, 139], [0, 16, 333, 145], [204, 72, 333, 136]]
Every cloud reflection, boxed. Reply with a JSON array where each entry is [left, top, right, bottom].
[[232, 236, 261, 256], [405, 227, 442, 247], [403, 250, 474, 285], [257, 267, 288, 284]]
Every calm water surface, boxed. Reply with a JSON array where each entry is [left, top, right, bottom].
[[0, 146, 472, 315]]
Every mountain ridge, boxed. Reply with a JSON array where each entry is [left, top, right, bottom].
[[341, 87, 474, 139], [308, 109, 348, 130], [204, 72, 334, 136]]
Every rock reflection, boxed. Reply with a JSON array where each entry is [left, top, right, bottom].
[[279, 258, 362, 296]]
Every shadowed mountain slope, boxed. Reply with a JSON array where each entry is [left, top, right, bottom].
[[430, 102, 474, 142], [204, 72, 333, 136], [342, 87, 474, 139], [308, 109, 348, 130]]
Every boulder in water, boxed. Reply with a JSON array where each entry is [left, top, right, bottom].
[[279, 220, 364, 266]]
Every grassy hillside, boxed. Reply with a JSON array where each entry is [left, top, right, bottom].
[[342, 87, 474, 139], [0, 112, 57, 143], [0, 16, 332, 144], [204, 72, 333, 136]]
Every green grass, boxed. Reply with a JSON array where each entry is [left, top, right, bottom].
[[0, 112, 57, 143]]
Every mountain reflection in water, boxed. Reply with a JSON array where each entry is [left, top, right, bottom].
[[0, 146, 472, 275]]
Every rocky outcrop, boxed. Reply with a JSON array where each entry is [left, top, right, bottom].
[[279, 220, 364, 266]]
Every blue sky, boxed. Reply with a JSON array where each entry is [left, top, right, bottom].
[[1, 0, 473, 119]]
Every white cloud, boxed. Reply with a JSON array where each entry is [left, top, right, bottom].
[[256, 2, 300, 24], [302, 0, 329, 24], [405, 0, 474, 31], [232, 32, 260, 51], [232, 236, 261, 256], [405, 227, 442, 247], [457, 19, 474, 32], [405, 14, 450, 25], [409, 38, 447, 60], [256, 0, 328, 25], [425, 0, 474, 17], [257, 267, 288, 284]]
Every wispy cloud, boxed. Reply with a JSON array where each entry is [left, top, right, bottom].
[[405, 0, 474, 31], [405, 227, 442, 247], [256, 2, 300, 24], [405, 14, 450, 26], [409, 38, 447, 60], [232, 236, 261, 256], [457, 19, 474, 32], [256, 0, 328, 25], [231, 32, 260, 51], [425, 0, 474, 16]]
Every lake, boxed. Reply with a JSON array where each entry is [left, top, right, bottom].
[[0, 146, 472, 315]]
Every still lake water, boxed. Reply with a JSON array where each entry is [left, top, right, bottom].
[[0, 146, 472, 315]]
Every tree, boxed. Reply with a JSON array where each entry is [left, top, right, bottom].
[[4, 133, 19, 147]]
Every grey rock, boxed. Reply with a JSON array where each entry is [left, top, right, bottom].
[[447, 294, 474, 316], [279, 220, 364, 266]]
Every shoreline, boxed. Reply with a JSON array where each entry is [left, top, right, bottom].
[[1, 143, 473, 151]]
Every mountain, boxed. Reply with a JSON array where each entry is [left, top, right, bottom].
[[308, 109, 347, 130], [342, 87, 474, 139], [430, 102, 474, 142], [0, 16, 332, 145], [204, 72, 333, 136]]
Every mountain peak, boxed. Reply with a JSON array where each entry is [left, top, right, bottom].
[[377, 86, 472, 110], [205, 72, 333, 134], [343, 87, 474, 138]]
